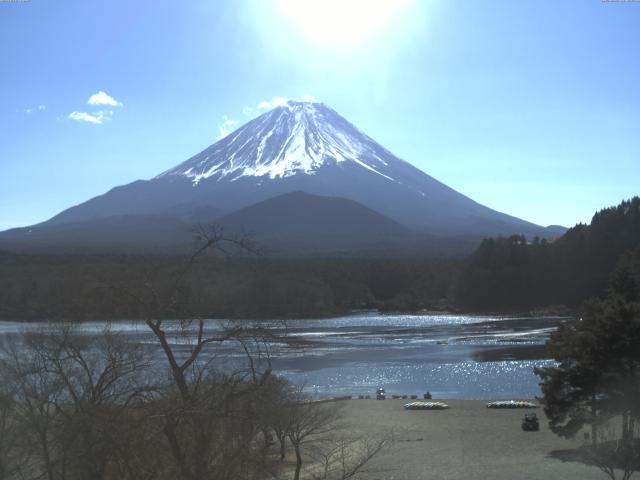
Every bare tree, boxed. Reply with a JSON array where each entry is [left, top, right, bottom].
[[0, 384, 12, 480], [277, 395, 391, 480], [124, 228, 283, 480], [0, 355, 25, 480], [584, 422, 640, 480], [258, 376, 292, 462], [0, 325, 154, 480], [127, 228, 394, 480], [1, 334, 64, 480], [310, 434, 390, 480], [286, 399, 343, 480]]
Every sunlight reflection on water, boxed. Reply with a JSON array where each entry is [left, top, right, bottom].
[[0, 312, 565, 399], [282, 360, 556, 399]]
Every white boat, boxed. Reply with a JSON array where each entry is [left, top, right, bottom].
[[486, 400, 537, 409], [404, 401, 449, 410]]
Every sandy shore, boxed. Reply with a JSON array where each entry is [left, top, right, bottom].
[[337, 399, 603, 480]]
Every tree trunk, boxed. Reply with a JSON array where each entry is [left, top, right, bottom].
[[279, 433, 286, 461], [261, 429, 272, 458], [293, 443, 302, 480], [591, 394, 598, 448], [621, 411, 630, 446], [163, 417, 192, 480], [192, 420, 210, 480], [38, 426, 55, 480]]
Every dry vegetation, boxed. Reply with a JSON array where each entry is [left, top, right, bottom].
[[0, 231, 390, 480]]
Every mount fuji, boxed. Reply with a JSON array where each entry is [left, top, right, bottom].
[[0, 101, 563, 254]]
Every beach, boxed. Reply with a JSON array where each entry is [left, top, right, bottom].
[[337, 399, 603, 480]]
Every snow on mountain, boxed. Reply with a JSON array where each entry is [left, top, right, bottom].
[[7, 99, 561, 249], [157, 101, 398, 184]]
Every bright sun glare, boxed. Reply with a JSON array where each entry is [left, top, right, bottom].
[[276, 0, 411, 49]]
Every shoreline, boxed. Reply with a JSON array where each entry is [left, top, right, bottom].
[[336, 398, 602, 480], [0, 307, 576, 323]]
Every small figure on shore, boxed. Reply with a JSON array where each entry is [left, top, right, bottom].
[[424, 391, 432, 399]]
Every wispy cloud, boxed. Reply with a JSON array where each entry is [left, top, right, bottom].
[[240, 94, 318, 121], [216, 115, 239, 140], [68, 111, 101, 124], [243, 96, 293, 119], [257, 96, 289, 110], [68, 110, 113, 125], [22, 104, 46, 114], [87, 91, 123, 107]]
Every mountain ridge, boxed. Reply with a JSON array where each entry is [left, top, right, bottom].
[[0, 100, 565, 254]]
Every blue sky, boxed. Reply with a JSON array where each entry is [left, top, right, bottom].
[[1, 0, 638, 231]]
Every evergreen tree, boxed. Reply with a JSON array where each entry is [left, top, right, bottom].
[[536, 254, 640, 446], [456, 196, 640, 311]]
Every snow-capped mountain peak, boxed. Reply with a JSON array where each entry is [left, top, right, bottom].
[[17, 99, 554, 246], [157, 101, 400, 185]]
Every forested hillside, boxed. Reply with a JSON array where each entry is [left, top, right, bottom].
[[0, 254, 459, 320], [454, 197, 640, 310]]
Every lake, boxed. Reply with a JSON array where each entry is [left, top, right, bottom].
[[0, 312, 566, 399]]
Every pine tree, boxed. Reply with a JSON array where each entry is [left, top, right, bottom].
[[536, 254, 640, 447]]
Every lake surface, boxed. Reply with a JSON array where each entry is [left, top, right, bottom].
[[0, 312, 566, 399]]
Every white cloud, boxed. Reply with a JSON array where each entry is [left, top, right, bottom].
[[67, 92, 120, 125], [241, 94, 314, 121], [68, 111, 101, 124], [68, 110, 113, 125], [38, 105, 46, 110], [87, 91, 123, 107], [23, 108, 32, 114], [257, 96, 289, 110], [216, 115, 239, 140]]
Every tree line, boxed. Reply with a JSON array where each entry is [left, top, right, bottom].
[[454, 197, 640, 311], [0, 253, 460, 321]]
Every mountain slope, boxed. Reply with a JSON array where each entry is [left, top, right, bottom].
[[0, 193, 424, 255], [213, 191, 481, 256], [0, 215, 193, 253], [0, 100, 563, 253], [218, 191, 411, 238]]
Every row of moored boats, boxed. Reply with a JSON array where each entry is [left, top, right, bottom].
[[402, 400, 538, 410]]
